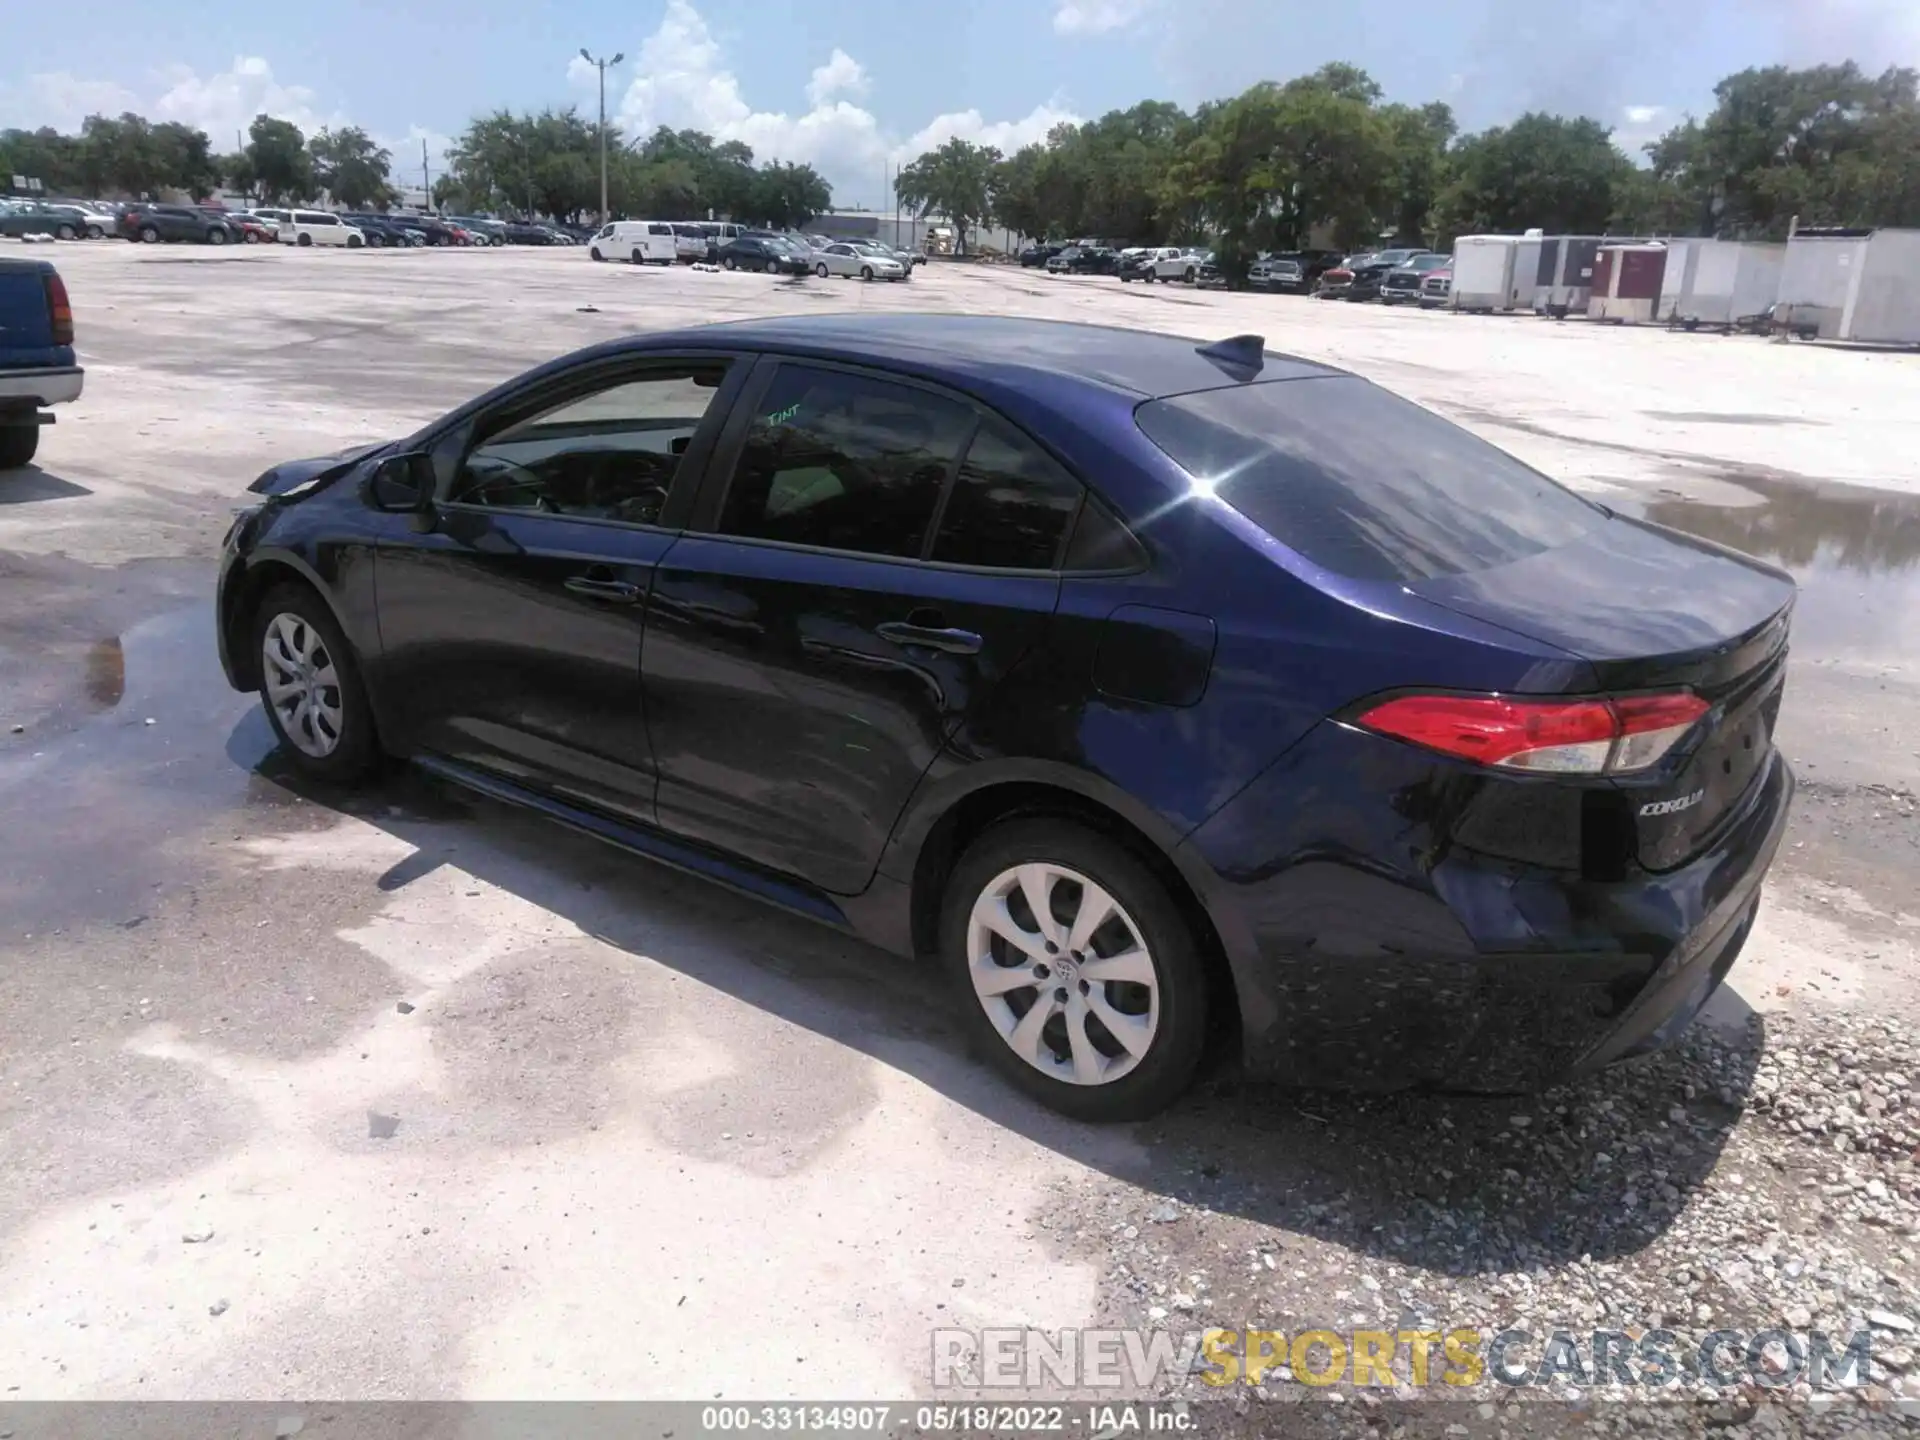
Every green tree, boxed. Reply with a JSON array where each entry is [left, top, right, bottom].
[[246, 115, 315, 204], [895, 138, 1002, 253], [1433, 113, 1630, 239], [1164, 70, 1395, 280], [744, 161, 832, 228], [1644, 63, 1920, 237], [221, 150, 257, 200], [309, 126, 394, 210], [1378, 101, 1456, 244], [0, 127, 84, 193]]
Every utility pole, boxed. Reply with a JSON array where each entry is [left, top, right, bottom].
[[580, 48, 624, 226], [421, 138, 430, 207]]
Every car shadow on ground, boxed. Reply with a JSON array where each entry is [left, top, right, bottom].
[[237, 723, 1767, 1279], [0, 466, 91, 504]]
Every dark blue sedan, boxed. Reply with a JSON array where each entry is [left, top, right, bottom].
[[214, 314, 1796, 1121]]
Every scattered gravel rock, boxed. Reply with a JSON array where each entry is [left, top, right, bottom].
[[1036, 1006, 1920, 1435]]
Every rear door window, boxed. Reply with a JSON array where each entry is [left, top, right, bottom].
[[1134, 376, 1605, 583], [718, 365, 975, 559], [930, 418, 1083, 570]]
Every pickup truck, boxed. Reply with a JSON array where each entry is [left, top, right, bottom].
[[0, 257, 83, 471]]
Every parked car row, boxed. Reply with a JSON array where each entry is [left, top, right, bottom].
[[0, 199, 116, 240], [1024, 239, 1461, 308], [1313, 248, 1439, 303], [587, 219, 925, 280], [2, 197, 591, 250]]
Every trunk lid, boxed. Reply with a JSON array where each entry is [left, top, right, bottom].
[[1410, 515, 1795, 869]]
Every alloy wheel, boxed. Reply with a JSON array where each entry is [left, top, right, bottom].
[[966, 862, 1160, 1086], [261, 612, 345, 758]]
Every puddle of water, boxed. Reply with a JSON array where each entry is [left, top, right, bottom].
[[83, 637, 125, 709], [1630, 472, 1920, 667]]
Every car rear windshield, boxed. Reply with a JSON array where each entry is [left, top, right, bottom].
[[1134, 376, 1605, 583]]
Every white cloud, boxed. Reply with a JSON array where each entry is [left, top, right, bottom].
[[148, 56, 344, 146], [806, 49, 869, 108], [0, 73, 142, 132], [612, 0, 1076, 203], [1616, 102, 1674, 157], [1052, 0, 1153, 36], [1, 56, 452, 191]]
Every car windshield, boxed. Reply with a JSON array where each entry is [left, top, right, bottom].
[[1134, 376, 1606, 584]]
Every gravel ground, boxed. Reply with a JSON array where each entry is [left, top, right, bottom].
[[1021, 1006, 1920, 1432]]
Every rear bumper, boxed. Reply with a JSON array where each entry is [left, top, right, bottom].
[[1180, 721, 1797, 1091], [0, 365, 84, 409]]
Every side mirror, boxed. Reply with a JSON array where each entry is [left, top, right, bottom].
[[366, 452, 434, 513]]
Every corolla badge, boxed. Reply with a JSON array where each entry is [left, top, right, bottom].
[[1640, 790, 1706, 817]]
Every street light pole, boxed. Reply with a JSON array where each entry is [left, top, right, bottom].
[[580, 48, 624, 227]]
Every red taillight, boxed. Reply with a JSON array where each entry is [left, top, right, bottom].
[[44, 272, 74, 346], [1356, 692, 1709, 775]]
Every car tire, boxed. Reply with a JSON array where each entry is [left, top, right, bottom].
[[815, 262, 829, 278], [55, 223, 77, 241], [139, 225, 161, 244], [367, 233, 384, 248], [591, 247, 605, 261], [252, 584, 381, 783], [0, 424, 39, 470], [242, 230, 258, 244], [940, 818, 1209, 1122], [860, 265, 873, 281], [723, 256, 736, 270], [1183, 267, 1196, 283], [86, 225, 105, 240], [297, 233, 312, 247]]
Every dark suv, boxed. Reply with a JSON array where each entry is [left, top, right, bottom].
[[119, 205, 243, 245]]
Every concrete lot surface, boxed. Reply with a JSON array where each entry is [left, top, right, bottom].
[[2, 244, 1919, 1424]]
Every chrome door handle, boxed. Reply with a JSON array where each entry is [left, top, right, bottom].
[[564, 576, 642, 604], [876, 621, 983, 655]]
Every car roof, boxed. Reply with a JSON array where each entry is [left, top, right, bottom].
[[670, 314, 1342, 400]]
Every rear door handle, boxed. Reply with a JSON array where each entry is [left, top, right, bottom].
[[876, 621, 983, 655], [564, 576, 642, 604]]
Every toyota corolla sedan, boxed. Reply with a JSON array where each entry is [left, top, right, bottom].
[[214, 315, 1795, 1122]]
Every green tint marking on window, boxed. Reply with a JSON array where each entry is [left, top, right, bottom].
[[766, 401, 802, 427]]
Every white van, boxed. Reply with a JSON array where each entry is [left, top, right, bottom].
[[589, 220, 677, 265], [283, 211, 364, 248]]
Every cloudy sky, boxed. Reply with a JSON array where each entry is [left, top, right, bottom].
[[3, 0, 1917, 208]]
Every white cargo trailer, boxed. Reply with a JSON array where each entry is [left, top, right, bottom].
[[1656, 239, 1786, 328], [1776, 227, 1920, 344], [1447, 233, 1541, 312]]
